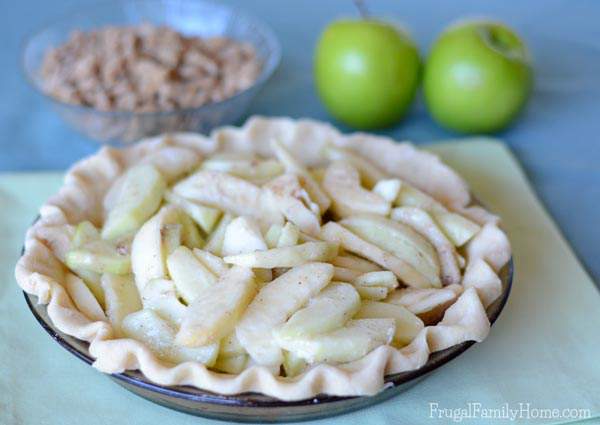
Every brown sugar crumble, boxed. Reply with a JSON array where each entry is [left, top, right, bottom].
[[40, 24, 262, 112]]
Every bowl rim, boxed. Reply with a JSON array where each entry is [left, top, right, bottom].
[[22, 249, 513, 409], [20, 0, 282, 118]]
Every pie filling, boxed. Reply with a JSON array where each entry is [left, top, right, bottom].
[[45, 136, 495, 377]]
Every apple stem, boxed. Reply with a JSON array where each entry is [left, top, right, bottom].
[[353, 0, 370, 18]]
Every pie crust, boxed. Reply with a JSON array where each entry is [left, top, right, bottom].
[[15, 116, 511, 401]]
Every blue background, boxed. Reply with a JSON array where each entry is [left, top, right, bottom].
[[1, 0, 598, 284]]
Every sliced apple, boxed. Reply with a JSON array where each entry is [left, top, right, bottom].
[[64, 274, 106, 322], [172, 170, 283, 226], [101, 273, 142, 336], [121, 309, 219, 366], [270, 138, 330, 213], [161, 223, 182, 256], [264, 174, 322, 236], [341, 214, 441, 287], [391, 207, 461, 286], [354, 285, 389, 301], [178, 213, 204, 249], [386, 285, 462, 325], [221, 216, 270, 282], [72, 221, 100, 247], [176, 266, 256, 347], [204, 214, 234, 256], [166, 246, 217, 304], [193, 248, 229, 276], [224, 242, 338, 268], [67, 221, 132, 277], [353, 271, 398, 289], [276, 318, 395, 364], [324, 145, 388, 188], [219, 332, 246, 358], [201, 152, 284, 184], [75, 270, 105, 307], [222, 216, 268, 256], [349, 271, 398, 301], [44, 223, 104, 305], [298, 231, 320, 243], [320, 222, 432, 288], [66, 238, 131, 275], [283, 350, 308, 377], [333, 266, 362, 282], [332, 254, 381, 273], [216, 332, 251, 374], [355, 301, 424, 347], [213, 354, 248, 374], [102, 164, 166, 240], [395, 183, 447, 213], [277, 222, 300, 247], [322, 161, 390, 218], [394, 184, 480, 247], [373, 178, 402, 202], [264, 224, 283, 248], [140, 278, 187, 325], [432, 211, 481, 247], [274, 283, 360, 340], [235, 263, 334, 366], [131, 205, 184, 291], [164, 190, 222, 234]]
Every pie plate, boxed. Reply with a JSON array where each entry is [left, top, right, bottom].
[[23, 256, 512, 423]]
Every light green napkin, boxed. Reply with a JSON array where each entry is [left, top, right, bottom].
[[1, 140, 598, 425]]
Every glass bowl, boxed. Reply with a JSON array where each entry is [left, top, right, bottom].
[[21, 0, 281, 144]]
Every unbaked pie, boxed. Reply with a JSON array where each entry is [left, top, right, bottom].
[[16, 117, 511, 400]]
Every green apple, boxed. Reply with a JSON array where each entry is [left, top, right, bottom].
[[424, 20, 532, 133], [314, 19, 420, 129]]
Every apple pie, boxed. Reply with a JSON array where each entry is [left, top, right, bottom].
[[16, 117, 511, 400]]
